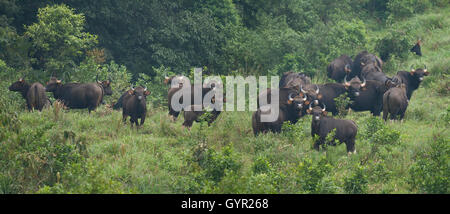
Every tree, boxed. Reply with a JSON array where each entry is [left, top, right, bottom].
[[24, 4, 97, 79]]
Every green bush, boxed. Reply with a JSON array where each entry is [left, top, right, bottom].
[[197, 144, 242, 183], [375, 29, 413, 61], [295, 156, 336, 193], [344, 165, 369, 194], [408, 133, 449, 193]]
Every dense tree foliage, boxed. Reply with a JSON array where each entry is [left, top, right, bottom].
[[1, 0, 442, 80]]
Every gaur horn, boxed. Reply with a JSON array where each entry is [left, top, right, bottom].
[[302, 93, 307, 101], [131, 85, 135, 91], [361, 77, 366, 87], [410, 64, 415, 72], [288, 93, 294, 101], [144, 87, 147, 91], [424, 64, 427, 72], [344, 75, 350, 87], [300, 85, 307, 94], [321, 103, 326, 112], [315, 85, 320, 94], [309, 103, 313, 111]]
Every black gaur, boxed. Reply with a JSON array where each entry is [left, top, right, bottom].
[[45, 77, 109, 113], [307, 104, 358, 154], [122, 86, 150, 127], [383, 84, 409, 121], [391, 66, 429, 100], [327, 55, 353, 83], [9, 78, 51, 111]]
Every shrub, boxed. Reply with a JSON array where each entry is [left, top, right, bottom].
[[295, 156, 335, 193], [334, 92, 352, 118], [344, 165, 368, 194], [197, 144, 242, 183], [375, 29, 413, 61], [408, 133, 449, 193]]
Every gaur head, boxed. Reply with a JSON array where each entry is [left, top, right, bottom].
[[96, 75, 113, 96], [410, 65, 429, 82], [300, 84, 321, 106], [307, 103, 327, 122], [128, 86, 150, 101], [287, 91, 308, 113], [9, 77, 27, 92], [45, 77, 63, 92], [344, 64, 352, 73], [344, 76, 366, 97]]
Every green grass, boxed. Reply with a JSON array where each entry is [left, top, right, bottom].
[[1, 8, 449, 194]]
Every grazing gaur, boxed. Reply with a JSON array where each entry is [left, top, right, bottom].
[[167, 78, 220, 121], [122, 86, 150, 127], [316, 76, 366, 115], [350, 51, 383, 80], [350, 80, 386, 116], [308, 104, 357, 154], [410, 40, 422, 56], [45, 77, 111, 113], [391, 66, 429, 100], [182, 105, 222, 129], [8, 78, 51, 111], [327, 55, 353, 82], [253, 89, 307, 135], [383, 84, 408, 121], [279, 71, 311, 90]]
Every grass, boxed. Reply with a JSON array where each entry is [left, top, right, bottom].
[[1, 7, 449, 194]]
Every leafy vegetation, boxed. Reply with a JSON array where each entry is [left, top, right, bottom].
[[0, 1, 449, 194]]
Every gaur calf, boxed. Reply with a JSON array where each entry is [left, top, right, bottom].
[[9, 78, 51, 111], [308, 104, 358, 154], [383, 84, 408, 121], [122, 86, 150, 127], [182, 105, 222, 129]]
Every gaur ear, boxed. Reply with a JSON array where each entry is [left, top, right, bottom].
[[287, 100, 293, 105], [362, 87, 367, 91], [322, 111, 328, 116], [306, 109, 312, 114], [164, 77, 170, 84], [424, 70, 429, 76], [318, 94, 322, 99], [304, 100, 310, 105], [19, 78, 24, 83], [144, 90, 151, 96], [128, 90, 134, 95]]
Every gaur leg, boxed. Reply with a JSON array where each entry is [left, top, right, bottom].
[[139, 115, 145, 126], [346, 138, 356, 154]]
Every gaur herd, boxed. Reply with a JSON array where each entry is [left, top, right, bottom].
[[8, 48, 429, 155]]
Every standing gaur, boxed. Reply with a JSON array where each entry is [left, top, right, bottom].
[[350, 51, 383, 80], [349, 80, 388, 116], [391, 66, 429, 100], [383, 83, 409, 121], [45, 77, 113, 113], [8, 77, 51, 111], [122, 86, 150, 127], [316, 76, 366, 115], [166, 76, 217, 121], [327, 55, 353, 83], [252, 89, 307, 135], [307, 103, 358, 154], [279, 71, 311, 90]]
